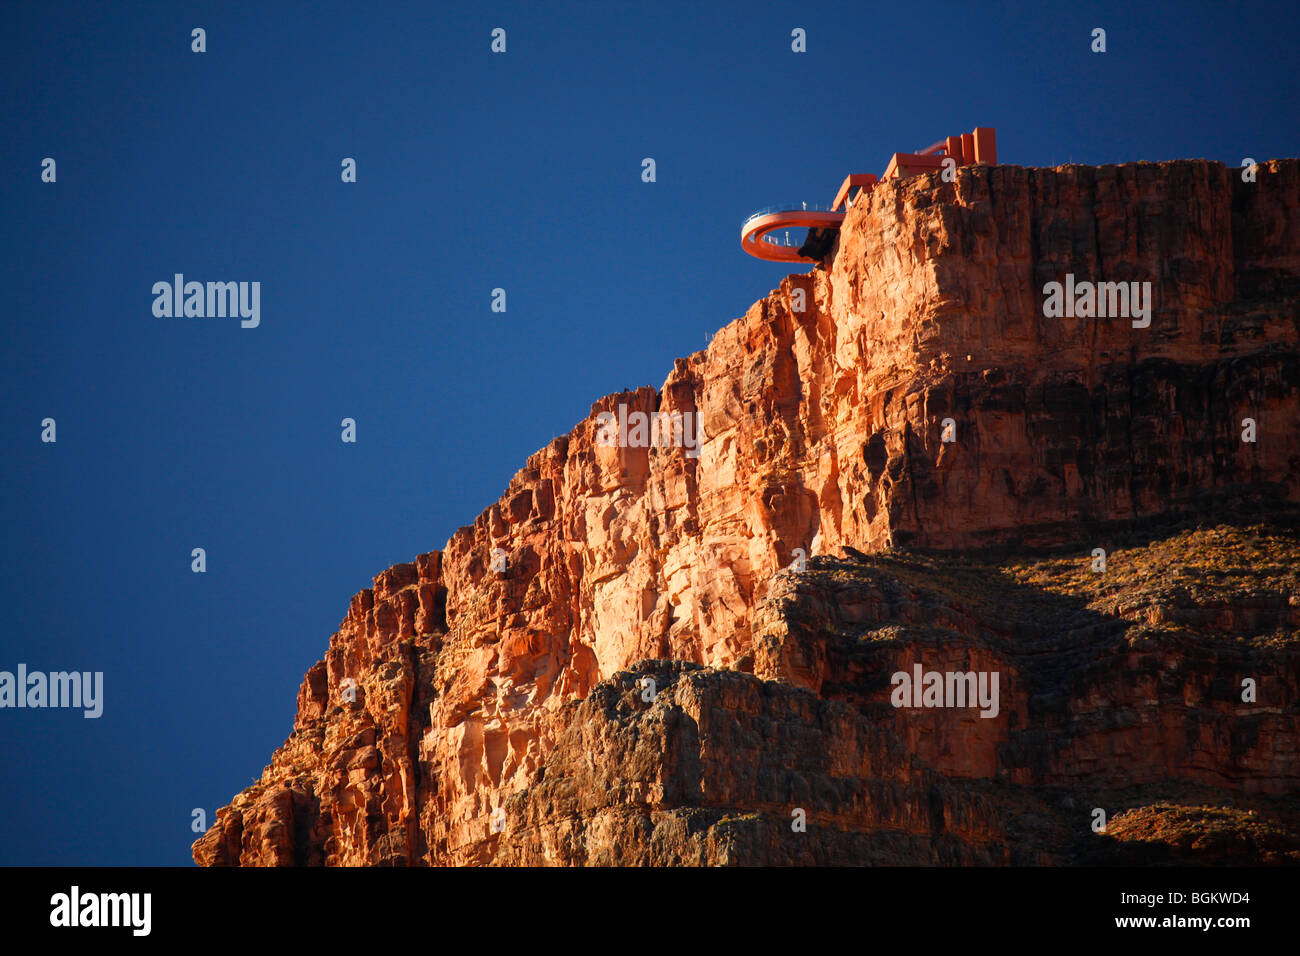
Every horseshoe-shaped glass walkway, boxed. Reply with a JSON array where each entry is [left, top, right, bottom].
[[740, 203, 845, 263], [741, 128, 998, 263]]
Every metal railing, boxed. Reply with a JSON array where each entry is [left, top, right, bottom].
[[740, 202, 839, 231]]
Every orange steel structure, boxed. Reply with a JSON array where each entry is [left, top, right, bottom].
[[741, 127, 997, 262]]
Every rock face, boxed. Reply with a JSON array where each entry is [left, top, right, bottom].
[[194, 159, 1300, 867]]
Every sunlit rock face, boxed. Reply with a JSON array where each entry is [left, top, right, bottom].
[[194, 159, 1300, 867]]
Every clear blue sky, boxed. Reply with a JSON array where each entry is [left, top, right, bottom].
[[1, 0, 1296, 865]]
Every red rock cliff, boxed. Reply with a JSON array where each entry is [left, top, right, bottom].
[[194, 158, 1300, 867]]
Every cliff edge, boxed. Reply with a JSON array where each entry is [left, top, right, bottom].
[[195, 158, 1300, 866]]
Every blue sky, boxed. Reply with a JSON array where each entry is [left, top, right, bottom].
[[1, 0, 1296, 865]]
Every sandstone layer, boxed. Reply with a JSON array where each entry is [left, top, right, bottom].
[[194, 158, 1300, 866]]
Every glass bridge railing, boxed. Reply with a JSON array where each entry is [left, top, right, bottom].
[[740, 202, 839, 232]]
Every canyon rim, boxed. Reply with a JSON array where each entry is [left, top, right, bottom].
[[194, 156, 1300, 867]]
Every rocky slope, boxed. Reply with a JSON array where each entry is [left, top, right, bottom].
[[194, 158, 1300, 866]]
